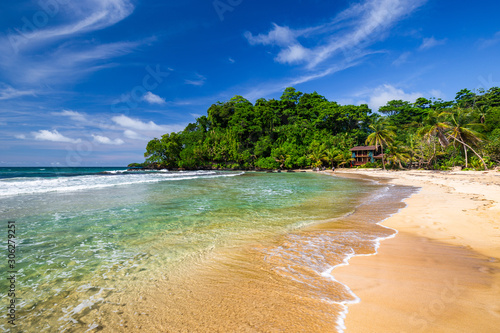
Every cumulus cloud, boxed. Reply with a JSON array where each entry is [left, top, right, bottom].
[[111, 115, 166, 131], [419, 36, 447, 50], [111, 115, 185, 136], [362, 84, 443, 111], [14, 134, 26, 139], [142, 91, 166, 105], [245, 23, 297, 47], [92, 134, 124, 145], [32, 129, 81, 143], [123, 129, 146, 140]]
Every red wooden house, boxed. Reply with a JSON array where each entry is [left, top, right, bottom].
[[349, 146, 383, 166]]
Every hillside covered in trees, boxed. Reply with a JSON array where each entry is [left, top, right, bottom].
[[134, 87, 500, 171]]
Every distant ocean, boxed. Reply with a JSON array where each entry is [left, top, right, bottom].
[[0, 167, 414, 332]]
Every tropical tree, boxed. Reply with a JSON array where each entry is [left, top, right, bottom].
[[365, 119, 396, 170], [418, 109, 449, 147], [386, 143, 411, 169], [308, 142, 327, 168], [334, 150, 355, 167], [324, 147, 340, 168], [444, 108, 487, 169]]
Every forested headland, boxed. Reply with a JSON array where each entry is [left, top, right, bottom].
[[131, 87, 500, 171]]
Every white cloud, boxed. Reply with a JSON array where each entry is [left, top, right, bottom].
[[184, 74, 207, 86], [111, 115, 185, 136], [92, 134, 124, 145], [111, 115, 166, 131], [368, 85, 423, 111], [360, 84, 443, 111], [275, 44, 312, 65], [0, 0, 141, 85], [10, 40, 142, 85], [245, 0, 427, 69], [52, 110, 87, 122], [14, 134, 26, 139], [142, 92, 166, 105], [0, 84, 36, 100], [123, 129, 146, 140], [228, 57, 235, 63], [245, 23, 297, 47], [32, 129, 81, 143], [419, 36, 447, 50], [6, 0, 134, 51]]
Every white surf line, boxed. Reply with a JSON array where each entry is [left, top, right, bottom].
[[320, 172, 421, 333]]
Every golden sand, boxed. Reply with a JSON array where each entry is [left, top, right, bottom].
[[331, 169, 500, 332], [85, 170, 500, 332]]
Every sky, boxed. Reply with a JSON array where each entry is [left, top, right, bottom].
[[1, 0, 499, 166]]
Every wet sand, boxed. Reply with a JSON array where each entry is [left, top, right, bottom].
[[331, 169, 500, 332], [88, 173, 415, 332]]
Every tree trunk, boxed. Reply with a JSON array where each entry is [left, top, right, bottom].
[[454, 137, 487, 170], [381, 146, 386, 171], [464, 144, 468, 168]]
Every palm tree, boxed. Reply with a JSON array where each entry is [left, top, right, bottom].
[[325, 147, 340, 168], [474, 105, 489, 124], [334, 150, 355, 167], [365, 119, 396, 170], [444, 108, 487, 170], [386, 144, 411, 169], [418, 109, 449, 147], [417, 110, 450, 167], [309, 143, 327, 168]]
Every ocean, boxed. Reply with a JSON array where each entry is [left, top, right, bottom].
[[0, 167, 415, 332]]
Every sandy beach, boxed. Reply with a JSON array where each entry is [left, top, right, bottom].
[[331, 169, 500, 332]]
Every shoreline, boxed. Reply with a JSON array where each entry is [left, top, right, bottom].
[[329, 169, 500, 332]]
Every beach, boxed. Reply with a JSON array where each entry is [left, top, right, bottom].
[[331, 169, 500, 332], [2, 168, 500, 332]]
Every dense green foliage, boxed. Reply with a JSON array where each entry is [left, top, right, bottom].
[[135, 87, 500, 170]]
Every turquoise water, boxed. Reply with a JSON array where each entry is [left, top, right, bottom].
[[0, 168, 378, 332]]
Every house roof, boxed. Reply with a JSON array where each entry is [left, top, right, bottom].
[[349, 145, 378, 151]]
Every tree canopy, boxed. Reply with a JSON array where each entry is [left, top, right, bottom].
[[136, 87, 500, 171]]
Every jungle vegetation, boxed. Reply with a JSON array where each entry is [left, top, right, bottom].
[[134, 87, 500, 171]]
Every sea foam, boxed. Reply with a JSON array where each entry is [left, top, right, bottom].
[[0, 170, 244, 197]]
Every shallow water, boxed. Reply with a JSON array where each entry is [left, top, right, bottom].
[[0, 168, 414, 332]]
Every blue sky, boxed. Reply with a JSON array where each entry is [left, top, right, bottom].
[[1, 0, 499, 166]]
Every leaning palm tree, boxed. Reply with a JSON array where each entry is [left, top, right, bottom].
[[418, 109, 449, 147], [444, 108, 487, 170], [365, 119, 396, 170]]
